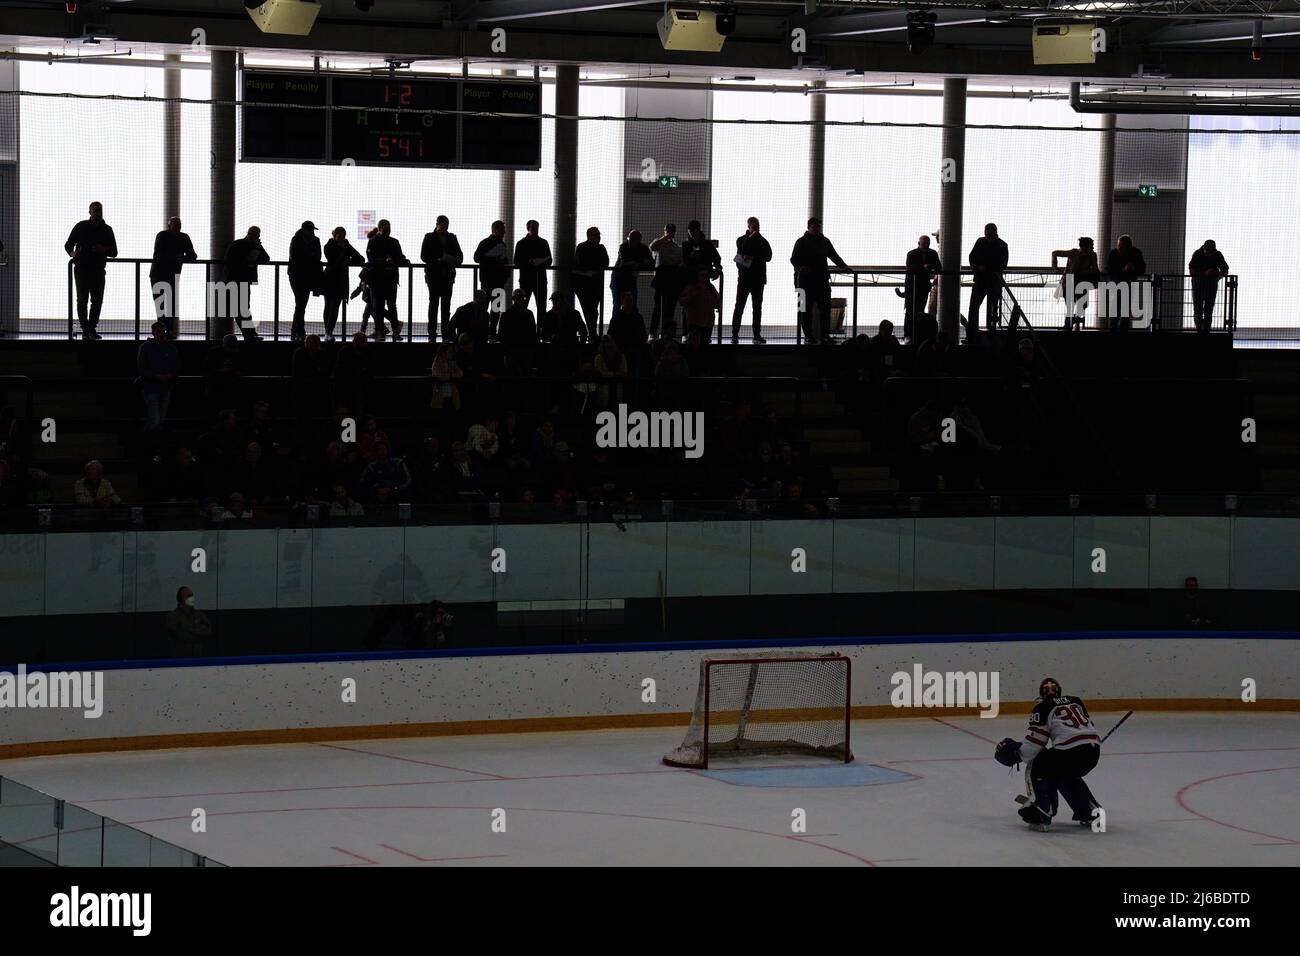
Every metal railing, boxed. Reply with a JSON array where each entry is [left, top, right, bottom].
[[61, 260, 1237, 343]]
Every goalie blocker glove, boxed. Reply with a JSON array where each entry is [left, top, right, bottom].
[[994, 737, 1022, 768]]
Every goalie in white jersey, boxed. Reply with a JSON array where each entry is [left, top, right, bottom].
[[994, 678, 1103, 830]]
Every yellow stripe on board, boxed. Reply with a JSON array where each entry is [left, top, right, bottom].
[[0, 697, 1295, 760]]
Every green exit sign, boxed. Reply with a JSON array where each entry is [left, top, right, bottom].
[[657, 175, 679, 189], [1138, 184, 1158, 198]]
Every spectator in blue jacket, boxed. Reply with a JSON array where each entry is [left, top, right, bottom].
[[360, 440, 412, 506], [137, 320, 182, 432]]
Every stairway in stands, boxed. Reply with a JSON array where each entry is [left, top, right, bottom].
[[732, 347, 898, 496]]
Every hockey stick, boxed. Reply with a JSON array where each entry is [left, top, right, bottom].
[[1014, 711, 1133, 804]]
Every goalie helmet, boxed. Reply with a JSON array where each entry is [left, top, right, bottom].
[[1039, 677, 1062, 700]]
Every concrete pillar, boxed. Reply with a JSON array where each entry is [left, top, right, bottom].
[[163, 53, 181, 221], [1097, 112, 1116, 262], [938, 78, 966, 338], [553, 64, 579, 305], [0, 50, 19, 336], [808, 80, 826, 225], [498, 68, 517, 297], [210, 50, 237, 338]]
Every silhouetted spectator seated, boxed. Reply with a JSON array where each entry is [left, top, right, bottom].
[[329, 482, 366, 517], [74, 459, 122, 508], [450, 290, 492, 348], [333, 333, 372, 419], [248, 400, 290, 459], [203, 334, 245, 414], [594, 335, 629, 407], [405, 601, 454, 649], [454, 336, 501, 409], [232, 441, 278, 506], [291, 334, 330, 424], [321, 439, 361, 497], [565, 355, 601, 421], [468, 414, 500, 462], [431, 343, 464, 413], [774, 482, 820, 517], [582, 447, 621, 502], [915, 327, 957, 378], [0, 405, 32, 470], [866, 320, 904, 388], [290, 485, 326, 523], [357, 417, 390, 463], [541, 291, 588, 346], [1178, 576, 1213, 629], [770, 442, 805, 492], [608, 291, 648, 370], [744, 442, 782, 498], [654, 340, 690, 376], [222, 491, 253, 520], [410, 434, 447, 503], [360, 440, 412, 506], [0, 458, 26, 508], [905, 399, 947, 491], [438, 440, 485, 501], [950, 396, 1001, 491], [199, 410, 244, 493], [165, 586, 212, 658], [165, 446, 204, 502]]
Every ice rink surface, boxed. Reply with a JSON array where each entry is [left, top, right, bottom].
[[2, 712, 1296, 866]]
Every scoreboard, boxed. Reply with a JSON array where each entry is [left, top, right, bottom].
[[240, 70, 542, 170]]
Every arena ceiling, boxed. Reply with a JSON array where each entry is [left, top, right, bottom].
[[0, 0, 1297, 82]]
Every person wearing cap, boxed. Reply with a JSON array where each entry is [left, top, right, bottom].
[[1188, 239, 1229, 333], [224, 225, 270, 341], [288, 221, 324, 343], [149, 216, 197, 339], [421, 215, 464, 342]]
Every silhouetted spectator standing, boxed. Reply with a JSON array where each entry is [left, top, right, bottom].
[[149, 216, 197, 338], [732, 217, 772, 344], [64, 201, 118, 340], [611, 229, 654, 316], [648, 223, 684, 338], [573, 226, 609, 337], [1052, 237, 1101, 331], [514, 220, 552, 321], [1189, 239, 1230, 333], [968, 223, 1008, 340], [1105, 234, 1147, 332], [224, 225, 270, 341], [287, 221, 323, 343], [474, 220, 511, 315], [365, 219, 409, 340], [904, 234, 941, 343], [321, 227, 364, 342], [166, 586, 213, 657], [791, 217, 848, 345], [333, 332, 371, 422], [137, 320, 181, 433], [421, 215, 464, 341], [682, 220, 722, 282]]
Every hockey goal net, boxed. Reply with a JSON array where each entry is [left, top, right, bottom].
[[663, 653, 853, 769]]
